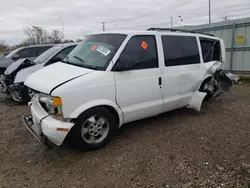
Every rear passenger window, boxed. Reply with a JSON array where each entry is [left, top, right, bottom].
[[36, 46, 53, 56], [17, 48, 37, 58], [200, 38, 221, 63], [162, 35, 200, 67], [119, 35, 158, 70]]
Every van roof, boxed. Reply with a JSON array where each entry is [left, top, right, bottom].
[[89, 30, 221, 40]]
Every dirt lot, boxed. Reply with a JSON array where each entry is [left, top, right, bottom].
[[0, 84, 250, 188]]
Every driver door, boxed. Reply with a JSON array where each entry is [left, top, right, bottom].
[[113, 35, 163, 123]]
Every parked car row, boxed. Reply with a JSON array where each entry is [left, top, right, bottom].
[[0, 29, 238, 151], [0, 44, 54, 74], [0, 43, 77, 102]]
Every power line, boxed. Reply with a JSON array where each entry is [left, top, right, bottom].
[[106, 0, 192, 24], [106, 3, 250, 30]]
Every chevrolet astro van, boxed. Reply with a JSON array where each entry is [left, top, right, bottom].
[[22, 28, 234, 150]]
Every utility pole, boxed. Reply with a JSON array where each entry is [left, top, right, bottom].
[[209, 0, 211, 23], [62, 21, 64, 38], [222, 16, 229, 21], [171, 16, 182, 28], [101, 22, 105, 31]]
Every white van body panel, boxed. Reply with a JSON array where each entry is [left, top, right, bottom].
[[51, 70, 119, 119]]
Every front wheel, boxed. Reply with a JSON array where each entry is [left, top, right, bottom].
[[12, 85, 31, 102], [68, 107, 117, 151]]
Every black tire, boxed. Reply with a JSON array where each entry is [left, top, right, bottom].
[[22, 85, 31, 101], [67, 107, 117, 151], [12, 85, 31, 103]]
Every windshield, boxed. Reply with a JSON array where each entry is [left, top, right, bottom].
[[5, 48, 20, 58], [66, 34, 127, 70], [33, 45, 63, 64]]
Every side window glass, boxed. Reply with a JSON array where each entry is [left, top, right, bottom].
[[18, 48, 37, 58], [46, 46, 76, 66], [17, 49, 29, 58], [200, 38, 221, 63], [36, 46, 52, 56], [118, 35, 158, 70], [162, 35, 200, 67]]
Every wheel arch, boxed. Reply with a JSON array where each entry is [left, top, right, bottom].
[[69, 100, 123, 127], [199, 75, 213, 91]]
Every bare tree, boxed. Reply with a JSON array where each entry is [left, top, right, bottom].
[[63, 39, 74, 43], [0, 40, 10, 52], [75, 39, 83, 42], [23, 26, 64, 45], [49, 30, 64, 44]]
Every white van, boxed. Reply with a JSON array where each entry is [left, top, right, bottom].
[[23, 28, 234, 150]]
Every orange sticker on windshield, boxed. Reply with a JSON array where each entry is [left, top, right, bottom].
[[91, 45, 97, 51], [141, 41, 148, 50]]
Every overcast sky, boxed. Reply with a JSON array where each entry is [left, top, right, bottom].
[[0, 0, 249, 45]]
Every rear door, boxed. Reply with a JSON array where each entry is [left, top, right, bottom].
[[161, 35, 204, 111], [113, 35, 163, 123]]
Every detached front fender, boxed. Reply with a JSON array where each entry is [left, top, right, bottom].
[[69, 99, 123, 127]]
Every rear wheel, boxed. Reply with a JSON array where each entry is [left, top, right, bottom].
[[68, 107, 117, 151], [200, 77, 217, 99]]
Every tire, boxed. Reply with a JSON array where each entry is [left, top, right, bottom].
[[68, 107, 117, 151], [22, 85, 31, 101], [12, 85, 31, 103]]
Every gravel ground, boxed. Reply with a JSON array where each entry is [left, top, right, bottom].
[[0, 84, 250, 188]]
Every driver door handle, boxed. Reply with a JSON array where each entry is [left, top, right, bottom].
[[158, 77, 162, 87]]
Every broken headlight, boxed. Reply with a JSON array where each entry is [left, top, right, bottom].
[[39, 94, 63, 118]]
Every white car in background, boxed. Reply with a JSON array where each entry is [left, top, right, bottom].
[[23, 29, 235, 150]]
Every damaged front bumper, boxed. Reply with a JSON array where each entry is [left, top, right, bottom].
[[23, 96, 74, 146]]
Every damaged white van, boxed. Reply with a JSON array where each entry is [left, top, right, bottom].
[[23, 28, 235, 150]]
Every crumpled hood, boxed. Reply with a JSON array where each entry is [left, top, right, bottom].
[[0, 57, 14, 69], [14, 63, 44, 83], [4, 58, 27, 75], [25, 62, 94, 94]]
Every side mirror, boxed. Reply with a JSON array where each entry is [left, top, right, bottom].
[[12, 54, 19, 60]]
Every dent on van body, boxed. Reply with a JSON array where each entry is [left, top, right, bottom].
[[187, 60, 237, 112]]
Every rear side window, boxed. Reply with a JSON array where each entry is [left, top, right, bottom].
[[17, 48, 37, 58], [118, 35, 158, 70], [36, 46, 53, 56], [200, 38, 221, 63], [162, 35, 200, 67]]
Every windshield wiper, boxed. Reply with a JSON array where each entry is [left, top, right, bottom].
[[73, 55, 85, 63], [73, 55, 100, 70]]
